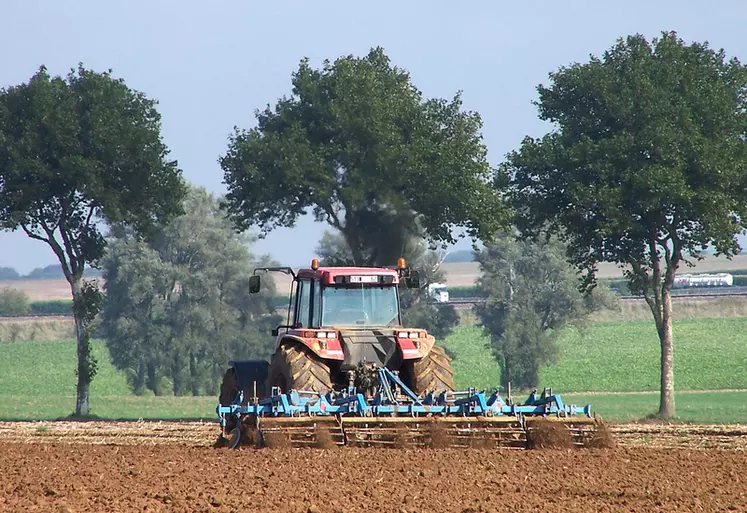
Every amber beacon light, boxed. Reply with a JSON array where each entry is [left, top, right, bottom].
[[311, 258, 320, 270]]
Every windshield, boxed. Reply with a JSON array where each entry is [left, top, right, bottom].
[[321, 285, 399, 327]]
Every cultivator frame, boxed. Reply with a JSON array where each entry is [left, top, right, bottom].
[[217, 366, 597, 449]]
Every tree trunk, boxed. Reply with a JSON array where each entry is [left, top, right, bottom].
[[190, 354, 200, 396], [147, 362, 160, 396], [658, 291, 675, 417], [71, 277, 90, 417]]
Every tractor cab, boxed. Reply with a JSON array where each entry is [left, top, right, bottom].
[[247, 258, 428, 375], [248, 258, 420, 334]]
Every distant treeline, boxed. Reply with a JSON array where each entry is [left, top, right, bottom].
[[0, 265, 102, 281], [442, 250, 475, 263]]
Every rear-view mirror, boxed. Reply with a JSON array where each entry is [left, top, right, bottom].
[[248, 275, 261, 294]]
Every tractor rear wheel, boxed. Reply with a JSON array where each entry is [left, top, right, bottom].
[[411, 343, 455, 394], [268, 343, 334, 393]]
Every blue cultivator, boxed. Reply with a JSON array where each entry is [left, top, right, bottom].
[[217, 366, 597, 449]]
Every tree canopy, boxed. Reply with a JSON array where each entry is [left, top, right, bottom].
[[0, 64, 187, 415], [501, 32, 747, 416], [220, 47, 506, 265], [100, 187, 280, 396]]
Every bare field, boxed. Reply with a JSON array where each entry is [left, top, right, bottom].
[[1, 420, 745, 450], [591, 295, 747, 321], [0, 278, 74, 301], [441, 254, 747, 286], [0, 421, 745, 512]]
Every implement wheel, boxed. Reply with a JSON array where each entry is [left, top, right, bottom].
[[268, 343, 333, 393], [411, 343, 455, 394]]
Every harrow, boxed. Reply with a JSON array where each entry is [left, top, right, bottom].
[[217, 366, 599, 449]]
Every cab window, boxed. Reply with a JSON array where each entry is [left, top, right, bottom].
[[294, 279, 312, 327]]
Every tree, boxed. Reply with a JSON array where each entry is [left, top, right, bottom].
[[220, 47, 506, 264], [473, 234, 617, 390], [100, 187, 281, 396], [501, 32, 747, 417], [0, 65, 186, 415], [315, 230, 356, 267], [0, 287, 30, 316], [0, 267, 20, 280]]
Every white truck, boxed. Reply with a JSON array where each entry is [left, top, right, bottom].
[[427, 282, 450, 303]]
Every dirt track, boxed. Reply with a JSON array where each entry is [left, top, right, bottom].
[[1, 421, 746, 512]]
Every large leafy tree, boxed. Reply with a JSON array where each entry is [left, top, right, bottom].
[[0, 65, 186, 415], [220, 47, 506, 263], [473, 234, 617, 390], [501, 32, 747, 417], [100, 187, 280, 396]]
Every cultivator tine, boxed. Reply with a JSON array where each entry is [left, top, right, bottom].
[[331, 416, 531, 449], [238, 415, 600, 449], [524, 416, 600, 448], [256, 417, 345, 448]]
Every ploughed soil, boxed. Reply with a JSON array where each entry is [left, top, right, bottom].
[[0, 422, 746, 512]]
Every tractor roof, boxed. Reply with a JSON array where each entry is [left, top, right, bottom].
[[296, 266, 400, 285]]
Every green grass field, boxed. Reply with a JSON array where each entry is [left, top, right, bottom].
[[442, 318, 747, 392], [0, 339, 216, 420], [562, 391, 747, 424], [1, 317, 746, 423]]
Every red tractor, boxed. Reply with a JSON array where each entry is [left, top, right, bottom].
[[218, 258, 454, 409]]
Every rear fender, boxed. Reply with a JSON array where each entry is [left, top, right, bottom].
[[276, 332, 345, 361], [397, 333, 436, 360], [229, 359, 270, 398]]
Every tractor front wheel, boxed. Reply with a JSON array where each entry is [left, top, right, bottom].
[[268, 343, 334, 393], [410, 343, 455, 394]]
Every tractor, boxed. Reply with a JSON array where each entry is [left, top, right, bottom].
[[218, 257, 454, 416], [216, 258, 599, 449]]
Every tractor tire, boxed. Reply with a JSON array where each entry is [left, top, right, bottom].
[[411, 343, 455, 394], [268, 343, 334, 393]]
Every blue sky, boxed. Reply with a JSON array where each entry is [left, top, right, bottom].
[[2, 0, 746, 273]]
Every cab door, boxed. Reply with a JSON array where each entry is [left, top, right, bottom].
[[293, 278, 322, 328]]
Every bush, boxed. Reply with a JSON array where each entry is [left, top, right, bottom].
[[0, 288, 30, 315], [29, 300, 73, 315]]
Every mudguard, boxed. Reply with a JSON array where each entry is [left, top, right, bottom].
[[275, 332, 345, 361], [229, 360, 270, 397]]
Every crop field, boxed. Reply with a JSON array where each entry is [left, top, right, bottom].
[[2, 316, 747, 423], [442, 318, 747, 392]]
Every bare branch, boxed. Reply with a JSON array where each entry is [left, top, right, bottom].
[[85, 204, 96, 227], [37, 219, 74, 283], [631, 259, 661, 328], [20, 224, 49, 244]]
